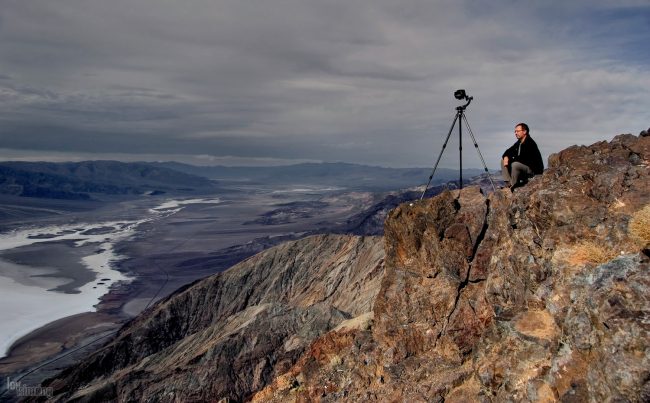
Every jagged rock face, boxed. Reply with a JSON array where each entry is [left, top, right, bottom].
[[42, 234, 385, 402], [254, 134, 650, 402]]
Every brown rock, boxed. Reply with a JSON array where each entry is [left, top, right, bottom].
[[255, 134, 649, 402], [512, 309, 560, 346]]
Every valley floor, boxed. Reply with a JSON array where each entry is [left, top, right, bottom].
[[0, 184, 379, 391]]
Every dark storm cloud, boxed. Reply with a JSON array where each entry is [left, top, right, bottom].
[[1, 0, 649, 168]]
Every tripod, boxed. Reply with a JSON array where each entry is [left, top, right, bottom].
[[420, 93, 496, 200]]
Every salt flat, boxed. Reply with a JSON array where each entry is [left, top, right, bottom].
[[0, 197, 223, 358]]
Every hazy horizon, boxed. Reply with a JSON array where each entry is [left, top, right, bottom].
[[0, 155, 492, 171]]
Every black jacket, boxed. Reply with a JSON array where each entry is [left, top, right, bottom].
[[502, 135, 544, 175]]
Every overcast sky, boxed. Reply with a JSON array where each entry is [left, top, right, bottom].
[[1, 0, 649, 168]]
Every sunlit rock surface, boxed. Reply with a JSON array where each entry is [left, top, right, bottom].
[[255, 133, 649, 402]]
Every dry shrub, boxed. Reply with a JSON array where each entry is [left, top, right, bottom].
[[566, 241, 618, 266], [629, 204, 650, 246]]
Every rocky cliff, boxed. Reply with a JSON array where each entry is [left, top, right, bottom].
[[253, 133, 649, 402], [42, 133, 649, 402]]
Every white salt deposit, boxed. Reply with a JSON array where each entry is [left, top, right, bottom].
[[270, 186, 343, 194], [148, 197, 221, 213], [0, 197, 221, 358]]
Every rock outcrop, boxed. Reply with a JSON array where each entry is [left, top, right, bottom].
[[254, 133, 650, 402], [41, 133, 649, 402], [42, 234, 384, 402]]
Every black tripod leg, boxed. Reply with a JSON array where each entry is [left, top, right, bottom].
[[461, 114, 497, 192], [420, 112, 459, 200]]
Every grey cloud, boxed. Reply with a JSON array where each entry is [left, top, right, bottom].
[[0, 0, 648, 168]]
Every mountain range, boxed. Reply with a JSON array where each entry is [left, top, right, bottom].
[[0, 160, 487, 199], [152, 161, 486, 191], [0, 161, 217, 199], [37, 132, 650, 401]]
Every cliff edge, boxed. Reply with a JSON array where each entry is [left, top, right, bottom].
[[255, 133, 649, 402], [41, 133, 649, 402]]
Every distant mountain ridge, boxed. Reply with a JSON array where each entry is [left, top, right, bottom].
[[152, 161, 485, 191], [0, 159, 490, 199], [0, 161, 217, 199]]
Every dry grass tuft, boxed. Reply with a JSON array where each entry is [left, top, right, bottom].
[[566, 241, 618, 266], [629, 205, 650, 246]]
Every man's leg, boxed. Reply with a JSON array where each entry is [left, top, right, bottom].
[[501, 159, 512, 186], [510, 162, 533, 187]]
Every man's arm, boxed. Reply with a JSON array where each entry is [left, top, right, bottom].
[[502, 141, 519, 164]]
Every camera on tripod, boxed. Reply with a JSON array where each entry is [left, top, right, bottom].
[[420, 89, 496, 199], [454, 89, 467, 100]]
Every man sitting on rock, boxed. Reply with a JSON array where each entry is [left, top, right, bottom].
[[501, 123, 544, 190]]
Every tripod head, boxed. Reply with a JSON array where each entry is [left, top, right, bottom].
[[454, 89, 473, 112]]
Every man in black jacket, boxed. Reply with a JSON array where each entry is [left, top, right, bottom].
[[501, 123, 544, 190]]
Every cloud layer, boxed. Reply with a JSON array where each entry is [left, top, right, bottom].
[[1, 0, 649, 168]]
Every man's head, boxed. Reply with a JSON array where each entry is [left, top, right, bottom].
[[515, 123, 529, 141]]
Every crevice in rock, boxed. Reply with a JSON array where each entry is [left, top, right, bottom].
[[470, 199, 491, 263], [442, 198, 491, 333], [444, 281, 465, 334]]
